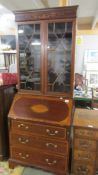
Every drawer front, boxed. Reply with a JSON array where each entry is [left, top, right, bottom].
[[73, 161, 95, 175], [11, 120, 66, 139], [10, 133, 68, 155], [74, 138, 97, 151], [11, 147, 67, 172], [74, 150, 96, 163], [75, 128, 98, 139]]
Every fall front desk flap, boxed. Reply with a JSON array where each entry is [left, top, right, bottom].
[[8, 93, 73, 126]]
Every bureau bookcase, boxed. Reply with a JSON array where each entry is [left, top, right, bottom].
[[8, 6, 77, 175]]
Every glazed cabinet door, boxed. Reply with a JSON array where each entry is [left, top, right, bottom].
[[17, 20, 75, 96], [18, 23, 42, 91], [46, 21, 73, 96]]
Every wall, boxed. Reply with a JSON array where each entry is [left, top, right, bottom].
[[75, 33, 98, 74]]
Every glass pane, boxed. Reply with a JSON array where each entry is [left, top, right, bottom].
[[18, 24, 41, 91], [48, 22, 72, 93]]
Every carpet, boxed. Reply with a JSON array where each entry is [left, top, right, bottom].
[[23, 167, 54, 175], [0, 161, 24, 175], [0, 161, 54, 175]]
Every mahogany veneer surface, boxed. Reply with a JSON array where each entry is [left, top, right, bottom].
[[13, 97, 69, 121], [9, 93, 72, 126]]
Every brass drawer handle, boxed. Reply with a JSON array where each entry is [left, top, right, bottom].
[[46, 129, 59, 136], [45, 158, 57, 165], [46, 142, 58, 148], [77, 167, 89, 173], [80, 143, 91, 149], [18, 152, 29, 159], [78, 154, 90, 160], [79, 140, 92, 148], [87, 131, 94, 136], [79, 131, 93, 136], [79, 131, 85, 135], [18, 137, 29, 144], [18, 124, 29, 130]]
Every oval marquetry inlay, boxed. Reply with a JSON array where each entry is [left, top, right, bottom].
[[31, 104, 48, 113]]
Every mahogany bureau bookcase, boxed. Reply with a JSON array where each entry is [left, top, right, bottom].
[[8, 6, 78, 175], [72, 108, 98, 175]]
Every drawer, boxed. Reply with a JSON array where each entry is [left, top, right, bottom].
[[74, 138, 97, 151], [75, 128, 98, 139], [10, 133, 68, 155], [11, 147, 67, 173], [73, 161, 95, 175], [11, 120, 66, 139], [74, 150, 96, 163]]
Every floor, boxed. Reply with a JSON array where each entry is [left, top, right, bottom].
[[0, 161, 54, 175], [2, 162, 98, 175], [23, 167, 54, 175]]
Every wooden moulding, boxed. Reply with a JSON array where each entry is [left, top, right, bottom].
[[14, 6, 78, 22]]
